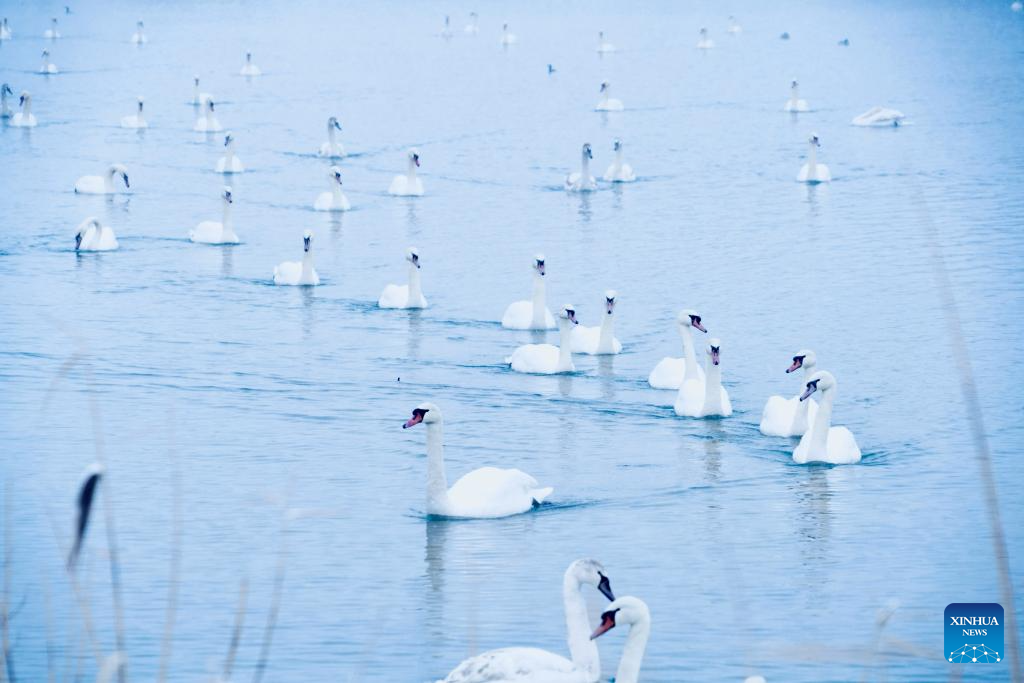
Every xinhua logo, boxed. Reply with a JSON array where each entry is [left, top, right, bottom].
[[945, 603, 1003, 664]]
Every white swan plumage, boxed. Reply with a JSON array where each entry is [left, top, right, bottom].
[[464, 12, 479, 34], [240, 52, 261, 76], [500, 22, 517, 45], [440, 15, 454, 39], [273, 230, 320, 286], [509, 305, 578, 374], [402, 402, 552, 518], [760, 350, 820, 437], [596, 31, 616, 53], [792, 371, 862, 465], [501, 254, 556, 330], [727, 16, 743, 34], [43, 17, 60, 39], [317, 116, 345, 158], [796, 133, 831, 183], [648, 310, 707, 389], [784, 80, 809, 112], [1, 84, 15, 119], [74, 217, 118, 252], [572, 291, 622, 355], [11, 91, 37, 127], [39, 50, 58, 74], [190, 187, 239, 245], [314, 166, 351, 211], [697, 27, 715, 49], [388, 148, 424, 196], [120, 97, 147, 129], [603, 138, 636, 182], [594, 81, 623, 112], [216, 132, 245, 173], [674, 338, 732, 417], [0, 18, 11, 40], [75, 164, 130, 195], [194, 98, 222, 132], [852, 106, 906, 127], [131, 20, 146, 44], [1014, 1, 1023, 11], [378, 247, 427, 309], [585, 597, 651, 683], [191, 75, 211, 106], [565, 143, 597, 192]]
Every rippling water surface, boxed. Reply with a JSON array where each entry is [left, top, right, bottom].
[[2, 0, 1023, 681]]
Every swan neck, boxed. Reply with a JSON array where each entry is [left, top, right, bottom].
[[614, 619, 650, 683], [790, 85, 800, 104], [221, 199, 232, 232], [681, 326, 699, 382], [581, 151, 590, 176], [558, 321, 574, 370], [616, 147, 624, 164], [301, 250, 315, 280], [808, 390, 834, 454], [331, 180, 344, 203], [22, 98, 31, 116], [598, 312, 615, 352], [807, 142, 818, 170], [104, 172, 115, 193], [328, 126, 336, 144], [425, 422, 449, 511], [408, 262, 423, 301], [407, 157, 418, 180], [530, 273, 546, 327], [562, 574, 599, 679], [703, 357, 723, 412]]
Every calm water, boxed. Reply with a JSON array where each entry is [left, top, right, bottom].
[[2, 0, 1023, 681]]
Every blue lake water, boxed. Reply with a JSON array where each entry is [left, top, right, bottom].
[[2, 0, 1023, 681]]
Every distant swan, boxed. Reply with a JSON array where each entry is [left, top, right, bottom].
[[792, 371, 862, 464], [440, 15, 453, 39], [378, 247, 427, 309], [565, 143, 597, 192], [44, 17, 60, 39], [697, 27, 714, 49], [502, 254, 556, 329], [603, 138, 636, 182], [191, 76, 211, 106], [11, 91, 37, 127], [852, 106, 905, 127], [273, 230, 320, 286], [388, 148, 423, 196], [216, 132, 245, 173], [402, 402, 552, 518], [594, 81, 623, 111], [190, 187, 239, 245], [796, 133, 830, 183], [674, 338, 732, 417], [585, 596, 651, 683], [193, 99, 222, 132], [314, 166, 351, 211], [727, 16, 743, 34], [596, 31, 616, 53], [0, 19, 11, 40], [572, 291, 622, 355], [240, 52, 261, 77], [759, 350, 820, 437], [648, 309, 707, 389], [75, 164, 129, 194], [74, 217, 118, 252], [784, 80, 808, 112], [317, 116, 345, 158], [39, 50, 58, 74], [508, 305, 578, 374], [120, 97, 147, 129], [500, 23, 517, 45], [131, 20, 146, 44], [464, 12, 479, 34], [1, 84, 14, 119]]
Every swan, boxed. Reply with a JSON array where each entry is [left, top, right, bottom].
[[565, 143, 597, 192], [193, 98, 222, 132], [796, 133, 831, 184], [120, 97, 147, 129], [317, 116, 345, 158], [603, 139, 636, 182], [74, 217, 118, 252], [727, 16, 743, 34], [587, 597, 651, 683], [792, 371, 862, 465], [852, 106, 906, 127], [464, 12, 479, 34], [438, 559, 616, 683], [674, 338, 732, 417], [508, 305, 578, 374], [784, 80, 808, 112], [1014, 1, 1023, 11], [11, 92, 36, 127], [44, 17, 60, 39], [190, 187, 239, 245], [500, 23, 517, 45], [313, 166, 351, 211], [240, 52, 261, 77], [0, 19, 11, 40], [501, 255, 556, 329], [759, 350, 820, 437], [697, 27, 714, 49], [571, 291, 621, 355], [39, 50, 58, 75], [648, 310, 707, 389], [838, 38, 850, 46], [1, 84, 13, 119], [191, 76, 211, 106], [388, 148, 424, 196], [215, 132, 245, 173], [378, 248, 427, 309], [596, 31, 616, 53], [75, 164, 129, 195], [131, 20, 146, 44], [440, 15, 453, 38], [403, 402, 552, 518], [547, 64, 556, 74], [273, 230, 320, 286], [594, 82, 623, 112]]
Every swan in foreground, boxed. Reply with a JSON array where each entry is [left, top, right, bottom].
[[587, 597, 651, 683], [594, 82, 623, 112], [194, 99, 222, 132], [240, 52, 261, 76], [792, 371, 861, 465], [131, 20, 146, 44], [317, 116, 345, 158], [402, 402, 552, 518], [0, 19, 11, 40], [120, 97, 147, 129], [565, 143, 597, 192], [11, 92, 36, 127], [191, 76, 211, 106], [44, 17, 60, 39], [697, 27, 714, 49], [314, 166, 350, 211], [500, 23, 517, 45], [796, 133, 831, 184], [596, 31, 616, 53], [190, 187, 238, 245], [1, 84, 13, 119], [273, 230, 320, 286], [852, 106, 905, 127], [75, 164, 130, 195], [760, 350, 820, 437], [39, 50, 58, 74], [388, 149, 423, 196], [675, 339, 732, 417], [728, 16, 743, 34], [378, 248, 427, 309], [501, 255, 555, 329], [216, 132, 245, 173], [508, 305, 578, 374], [648, 310, 707, 389], [572, 291, 621, 355], [603, 139, 636, 182], [784, 80, 808, 112], [464, 12, 479, 34], [74, 217, 118, 252], [438, 559, 615, 683]]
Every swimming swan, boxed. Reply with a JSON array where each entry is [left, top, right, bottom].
[[240, 52, 261, 77], [11, 91, 37, 127], [565, 143, 597, 192], [191, 76, 211, 106], [39, 50, 58, 74], [131, 20, 146, 44], [603, 138, 636, 182], [572, 291, 622, 355], [194, 99, 222, 132], [596, 31, 616, 53], [796, 133, 831, 183], [852, 106, 905, 127], [648, 310, 707, 389], [464, 12, 479, 34], [438, 559, 616, 683], [273, 230, 319, 286], [388, 148, 424, 196], [792, 371, 862, 464], [697, 27, 714, 49], [500, 23, 517, 45], [317, 116, 345, 158], [727, 16, 743, 34], [378, 248, 427, 309], [675, 338, 732, 417], [120, 97, 147, 129], [594, 82, 623, 112], [586, 597, 651, 683], [440, 15, 453, 39], [760, 350, 820, 437], [0, 19, 11, 40], [44, 17, 60, 39], [74, 217, 118, 252], [1, 84, 14, 119], [216, 132, 245, 173], [508, 305, 578, 374], [314, 166, 351, 211], [501, 254, 556, 329], [190, 187, 239, 244], [402, 402, 552, 518], [75, 164, 129, 195], [784, 80, 808, 112]]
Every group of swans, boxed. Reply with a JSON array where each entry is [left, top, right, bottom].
[[565, 141, 636, 191], [647, 310, 731, 417], [594, 81, 623, 111], [74, 164, 130, 194]]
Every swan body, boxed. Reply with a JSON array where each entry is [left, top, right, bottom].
[[190, 187, 239, 244], [120, 97, 147, 129], [565, 143, 597, 192], [1014, 1, 1023, 11], [74, 217, 118, 252], [603, 139, 636, 182], [402, 402, 552, 519], [39, 50, 58, 74], [760, 350, 820, 437], [648, 310, 707, 389], [194, 99, 222, 132], [792, 371, 862, 465], [572, 291, 621, 355], [509, 306, 578, 374], [191, 76, 211, 106], [727, 16, 742, 34], [240, 52, 261, 76], [588, 597, 651, 683], [44, 18, 60, 39], [697, 28, 714, 49], [502, 255, 556, 330], [317, 116, 345, 158], [11, 92, 37, 127], [0, 19, 11, 40], [1, 84, 14, 119], [389, 149, 424, 196], [216, 132, 245, 173], [797, 133, 831, 183], [500, 23, 517, 45], [378, 248, 427, 309], [314, 166, 351, 211], [596, 31, 616, 53], [464, 12, 479, 34], [784, 80, 809, 112], [675, 338, 732, 417], [75, 164, 130, 195], [594, 82, 623, 112], [131, 20, 146, 44], [852, 106, 906, 127], [273, 230, 320, 286]]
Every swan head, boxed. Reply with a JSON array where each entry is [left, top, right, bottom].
[[791, 79, 799, 89], [405, 247, 421, 268], [403, 401, 441, 428], [780, 31, 790, 40], [700, 27, 708, 36], [19, 91, 29, 106], [787, 349, 816, 373], [42, 49, 50, 58], [612, 138, 622, 152], [109, 164, 129, 188], [590, 596, 650, 640], [136, 96, 144, 111], [224, 132, 233, 146], [329, 165, 343, 185], [678, 309, 707, 333], [137, 20, 144, 29], [75, 217, 101, 250], [303, 229, 313, 252], [547, 64, 555, 73], [246, 51, 252, 62], [560, 305, 578, 325], [567, 559, 615, 601], [599, 81, 609, 93], [533, 254, 546, 276], [604, 290, 617, 314], [503, 22, 508, 30], [222, 187, 233, 204], [809, 133, 821, 147], [193, 75, 200, 86], [1, 84, 11, 97], [706, 338, 722, 366], [582, 143, 593, 159], [207, 99, 216, 112], [328, 116, 342, 130], [408, 148, 420, 167], [800, 370, 835, 401]]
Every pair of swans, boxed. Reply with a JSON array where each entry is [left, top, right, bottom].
[[274, 231, 320, 286], [792, 371, 861, 464], [378, 248, 427, 309], [508, 305, 578, 374], [314, 166, 350, 211], [388, 149, 424, 196], [784, 80, 809, 112], [500, 23, 517, 45], [760, 350, 819, 437], [852, 106, 905, 127], [75, 164, 130, 195], [75, 217, 118, 251], [10, 91, 37, 127], [190, 187, 238, 244], [502, 255, 555, 329], [594, 81, 623, 111], [648, 310, 731, 417], [216, 132, 245, 173], [240, 52, 261, 77], [566, 141, 635, 190], [120, 97, 147, 129], [131, 20, 146, 44], [697, 27, 715, 49], [317, 116, 345, 158], [596, 31, 616, 53], [797, 133, 831, 183], [39, 50, 58, 74], [44, 17, 60, 39], [194, 99, 222, 132]]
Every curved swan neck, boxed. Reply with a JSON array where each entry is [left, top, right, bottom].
[[425, 421, 449, 510], [331, 179, 344, 203], [327, 125, 337, 145], [407, 262, 423, 302], [530, 272, 546, 327], [598, 311, 615, 353], [681, 326, 699, 382], [580, 150, 590, 176], [406, 156, 418, 180], [703, 356, 723, 413], [301, 249, 315, 280], [562, 573, 599, 679], [614, 619, 650, 683], [807, 389, 834, 455], [557, 320, 574, 370], [104, 170, 116, 193]]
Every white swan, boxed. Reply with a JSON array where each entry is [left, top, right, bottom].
[[594, 82, 623, 112], [317, 116, 345, 158], [784, 80, 808, 112], [131, 20, 146, 44], [11, 91, 37, 127], [500, 23, 517, 45], [727, 16, 743, 34], [379, 248, 427, 309], [0, 19, 11, 40], [440, 15, 453, 38], [120, 97, 147, 129], [190, 187, 239, 245], [603, 139, 636, 182], [274, 230, 320, 286], [648, 310, 707, 389], [674, 338, 732, 417], [74, 217, 118, 252], [697, 27, 715, 49], [438, 559, 616, 683], [565, 143, 597, 192], [240, 52, 261, 77], [388, 148, 424, 196], [464, 12, 479, 34], [509, 305, 578, 374], [1, 84, 14, 119], [596, 31, 616, 53], [216, 132, 245, 173], [572, 291, 622, 355], [1014, 1, 1023, 11], [759, 350, 820, 437], [796, 133, 831, 183], [193, 98, 222, 132], [852, 106, 906, 127], [501, 255, 556, 330], [313, 166, 351, 211], [191, 76, 211, 106], [402, 402, 552, 518], [587, 597, 651, 683], [44, 17, 60, 39], [792, 371, 862, 465], [75, 164, 129, 195], [39, 50, 58, 74]]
